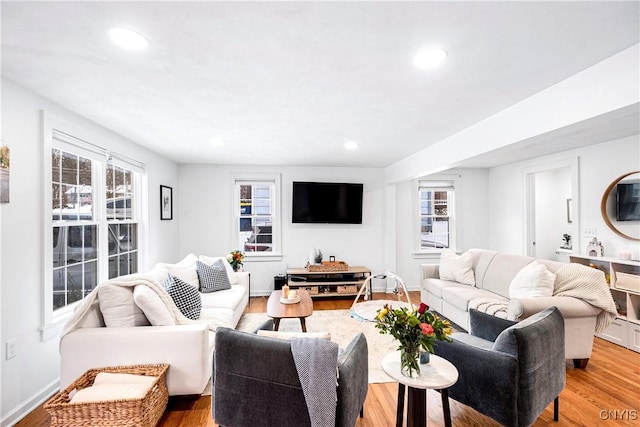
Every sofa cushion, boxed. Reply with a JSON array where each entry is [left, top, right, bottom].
[[164, 274, 202, 320], [199, 255, 238, 285], [509, 261, 556, 298], [197, 260, 232, 293], [133, 285, 175, 326], [481, 253, 534, 297], [200, 285, 246, 310], [439, 249, 476, 285], [441, 286, 497, 311], [422, 278, 467, 298], [98, 285, 150, 327], [156, 254, 200, 288]]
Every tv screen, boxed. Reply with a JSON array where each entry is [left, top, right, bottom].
[[292, 181, 363, 224], [616, 182, 640, 221]]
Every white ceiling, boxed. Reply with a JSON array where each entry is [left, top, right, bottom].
[[2, 1, 639, 168]]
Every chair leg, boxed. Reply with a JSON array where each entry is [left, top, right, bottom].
[[554, 396, 559, 422], [360, 406, 364, 418], [573, 358, 589, 369]]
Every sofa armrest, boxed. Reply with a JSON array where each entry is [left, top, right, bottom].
[[508, 296, 602, 321], [469, 309, 517, 341], [233, 271, 250, 293], [420, 264, 440, 281], [60, 324, 210, 396]]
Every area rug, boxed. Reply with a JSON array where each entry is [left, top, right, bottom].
[[235, 309, 399, 384]]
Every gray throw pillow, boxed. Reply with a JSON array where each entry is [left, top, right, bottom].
[[197, 260, 232, 293]]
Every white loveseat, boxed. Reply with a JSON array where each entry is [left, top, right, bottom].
[[421, 249, 617, 368], [60, 254, 249, 395]]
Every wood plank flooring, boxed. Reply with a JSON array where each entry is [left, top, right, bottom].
[[16, 292, 640, 427]]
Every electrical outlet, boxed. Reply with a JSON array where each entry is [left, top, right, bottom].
[[5, 339, 16, 360], [584, 227, 597, 238]]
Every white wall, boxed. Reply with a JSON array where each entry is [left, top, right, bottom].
[[395, 168, 491, 288], [0, 79, 180, 426], [489, 134, 640, 259], [533, 167, 572, 260], [177, 164, 386, 295]]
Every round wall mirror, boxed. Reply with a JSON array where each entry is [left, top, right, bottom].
[[600, 171, 640, 241]]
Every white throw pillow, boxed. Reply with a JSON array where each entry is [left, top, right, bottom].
[[509, 261, 556, 298], [98, 285, 150, 327], [257, 330, 331, 341], [199, 255, 238, 285], [439, 249, 476, 286], [133, 285, 175, 326], [155, 254, 200, 288]]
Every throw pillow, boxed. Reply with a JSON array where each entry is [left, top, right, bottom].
[[98, 285, 150, 327], [197, 260, 232, 293], [155, 254, 200, 288], [509, 260, 556, 298], [199, 255, 238, 285], [133, 285, 175, 326], [163, 274, 202, 320], [439, 249, 476, 286]]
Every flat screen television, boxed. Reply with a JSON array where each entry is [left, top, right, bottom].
[[292, 181, 363, 224], [616, 182, 640, 221]]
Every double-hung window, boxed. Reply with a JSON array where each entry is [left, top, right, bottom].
[[47, 126, 144, 321], [417, 180, 455, 251], [233, 174, 281, 257]]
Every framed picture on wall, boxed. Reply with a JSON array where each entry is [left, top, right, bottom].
[[160, 185, 173, 220], [0, 143, 9, 203]]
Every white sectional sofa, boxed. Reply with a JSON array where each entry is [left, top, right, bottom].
[[421, 248, 617, 368], [60, 254, 249, 395]]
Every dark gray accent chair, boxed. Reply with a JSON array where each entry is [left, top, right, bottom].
[[434, 307, 566, 427], [212, 326, 368, 427]]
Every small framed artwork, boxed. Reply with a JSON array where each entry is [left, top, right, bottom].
[[160, 185, 173, 220], [566, 198, 573, 224]]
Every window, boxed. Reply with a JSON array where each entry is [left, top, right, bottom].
[[233, 174, 281, 257], [48, 127, 143, 314], [418, 180, 455, 251]]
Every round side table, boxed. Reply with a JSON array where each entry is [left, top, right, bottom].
[[382, 351, 459, 427]]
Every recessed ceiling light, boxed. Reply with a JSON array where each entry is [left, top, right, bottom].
[[413, 47, 447, 70], [209, 137, 225, 147], [108, 27, 149, 51], [344, 141, 359, 150]]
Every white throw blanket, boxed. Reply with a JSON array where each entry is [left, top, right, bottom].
[[61, 273, 198, 341], [468, 297, 509, 319], [290, 337, 339, 427], [553, 263, 618, 333]]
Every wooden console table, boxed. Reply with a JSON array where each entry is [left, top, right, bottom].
[[286, 266, 371, 299]]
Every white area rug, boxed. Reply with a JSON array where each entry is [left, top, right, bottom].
[[351, 299, 414, 322], [235, 309, 399, 383]]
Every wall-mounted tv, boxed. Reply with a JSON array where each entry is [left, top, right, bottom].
[[616, 182, 640, 221], [292, 181, 363, 224]]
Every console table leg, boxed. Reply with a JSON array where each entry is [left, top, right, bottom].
[[273, 318, 280, 331]]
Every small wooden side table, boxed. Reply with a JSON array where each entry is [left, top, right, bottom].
[[266, 289, 314, 332], [382, 351, 459, 427]]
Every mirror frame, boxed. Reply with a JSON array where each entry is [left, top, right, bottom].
[[600, 171, 640, 241]]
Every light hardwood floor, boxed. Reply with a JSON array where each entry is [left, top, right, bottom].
[[17, 292, 640, 427]]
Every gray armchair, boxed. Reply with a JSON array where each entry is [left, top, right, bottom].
[[212, 325, 368, 427], [434, 307, 565, 427]]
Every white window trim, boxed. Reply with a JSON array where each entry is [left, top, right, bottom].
[[412, 174, 460, 257], [230, 172, 282, 261], [41, 111, 146, 340]]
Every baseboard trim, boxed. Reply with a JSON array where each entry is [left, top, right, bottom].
[[2, 379, 59, 427]]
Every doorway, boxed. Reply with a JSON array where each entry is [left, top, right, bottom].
[[525, 158, 579, 261]]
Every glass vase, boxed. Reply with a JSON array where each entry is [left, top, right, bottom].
[[400, 342, 421, 378]]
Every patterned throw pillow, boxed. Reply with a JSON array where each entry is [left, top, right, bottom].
[[163, 274, 201, 320], [197, 260, 232, 293]]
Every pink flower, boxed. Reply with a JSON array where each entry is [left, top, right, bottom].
[[420, 323, 434, 335], [418, 302, 429, 314]]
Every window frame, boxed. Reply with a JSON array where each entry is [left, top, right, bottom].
[[413, 176, 459, 256], [41, 112, 145, 340], [231, 172, 282, 261]]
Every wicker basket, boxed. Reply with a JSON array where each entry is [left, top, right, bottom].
[[337, 285, 358, 294], [306, 261, 349, 272], [44, 364, 169, 427]]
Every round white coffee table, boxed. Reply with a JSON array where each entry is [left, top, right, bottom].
[[382, 351, 458, 427]]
